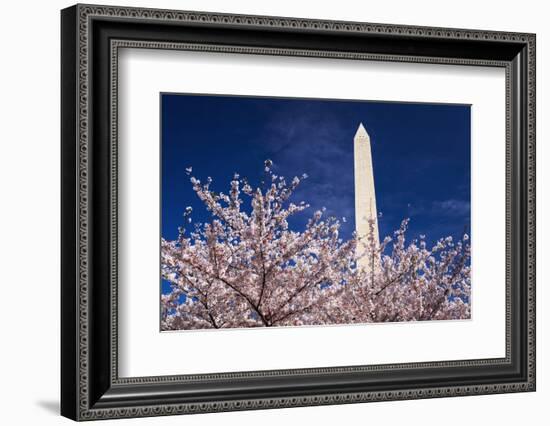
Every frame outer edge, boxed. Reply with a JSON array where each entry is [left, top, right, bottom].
[[66, 4, 536, 421], [61, 4, 80, 421], [527, 33, 536, 390]]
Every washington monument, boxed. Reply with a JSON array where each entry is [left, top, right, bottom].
[[354, 123, 379, 271]]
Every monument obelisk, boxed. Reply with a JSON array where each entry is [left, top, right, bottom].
[[353, 123, 379, 272]]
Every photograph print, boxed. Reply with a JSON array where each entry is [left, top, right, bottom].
[[160, 94, 471, 332]]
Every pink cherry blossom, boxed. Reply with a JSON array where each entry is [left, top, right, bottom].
[[161, 163, 470, 331]]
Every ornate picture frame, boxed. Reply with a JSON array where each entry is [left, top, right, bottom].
[[61, 4, 535, 421]]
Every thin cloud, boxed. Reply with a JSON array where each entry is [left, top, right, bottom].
[[259, 108, 357, 237], [432, 199, 471, 217]]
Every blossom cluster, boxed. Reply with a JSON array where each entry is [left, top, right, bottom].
[[161, 161, 471, 330]]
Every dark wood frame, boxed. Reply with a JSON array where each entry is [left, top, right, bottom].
[[61, 4, 536, 421]]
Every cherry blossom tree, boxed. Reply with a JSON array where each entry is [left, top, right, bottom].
[[161, 161, 470, 331]]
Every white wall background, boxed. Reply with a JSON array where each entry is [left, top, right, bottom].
[[0, 0, 546, 424]]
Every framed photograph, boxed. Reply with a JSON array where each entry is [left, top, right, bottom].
[[61, 4, 536, 421]]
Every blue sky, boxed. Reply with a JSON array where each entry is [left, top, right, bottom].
[[161, 93, 471, 253]]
